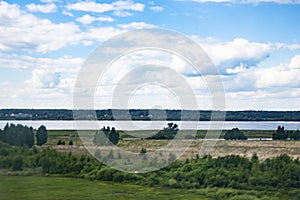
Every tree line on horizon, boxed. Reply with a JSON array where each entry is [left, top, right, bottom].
[[1, 109, 300, 121]]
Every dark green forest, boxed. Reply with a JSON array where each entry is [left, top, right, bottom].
[[1, 109, 300, 121], [0, 123, 47, 147]]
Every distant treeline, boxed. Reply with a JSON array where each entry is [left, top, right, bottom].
[[1, 109, 300, 121]]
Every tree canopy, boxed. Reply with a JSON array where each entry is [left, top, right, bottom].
[[36, 125, 48, 146], [0, 123, 34, 147], [93, 126, 119, 146], [224, 128, 247, 140], [148, 123, 179, 140], [272, 126, 288, 140]]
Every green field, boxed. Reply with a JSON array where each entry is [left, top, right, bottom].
[[0, 176, 295, 200], [1, 127, 299, 200]]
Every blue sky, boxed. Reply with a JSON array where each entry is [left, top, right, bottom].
[[1, 0, 300, 110]]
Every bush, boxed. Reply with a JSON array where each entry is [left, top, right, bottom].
[[12, 156, 23, 171], [57, 140, 65, 145]]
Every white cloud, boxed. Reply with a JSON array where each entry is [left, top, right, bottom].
[[83, 27, 124, 42], [200, 38, 271, 72], [30, 68, 61, 88], [25, 56, 83, 97], [188, 0, 300, 4], [0, 53, 35, 69], [0, 2, 82, 53], [256, 55, 300, 88], [26, 3, 57, 13], [188, 0, 235, 3], [242, 0, 300, 4], [0, 2, 152, 54], [117, 22, 156, 29], [62, 10, 74, 17], [66, 1, 145, 15], [76, 14, 114, 25], [274, 42, 300, 51], [113, 10, 133, 17], [150, 6, 164, 12], [40, 0, 61, 2], [0, 55, 84, 108]]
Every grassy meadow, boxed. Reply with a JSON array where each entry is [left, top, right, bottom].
[[0, 176, 296, 200], [1, 128, 299, 200]]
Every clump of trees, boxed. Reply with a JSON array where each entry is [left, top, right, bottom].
[[57, 140, 66, 145], [224, 128, 247, 140], [290, 130, 300, 140], [0, 123, 34, 147], [272, 126, 300, 140], [0, 123, 48, 147], [148, 123, 179, 140], [93, 126, 120, 146], [272, 126, 288, 140]]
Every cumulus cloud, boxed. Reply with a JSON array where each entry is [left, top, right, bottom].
[[66, 0, 145, 16], [113, 10, 133, 17], [200, 38, 271, 72], [0, 2, 156, 53], [0, 2, 82, 53], [30, 68, 61, 88], [83, 27, 124, 42], [26, 3, 57, 13], [40, 0, 61, 2], [242, 0, 300, 4], [117, 22, 156, 29], [256, 55, 300, 88], [188, 0, 300, 4], [76, 14, 114, 25], [150, 6, 164, 12], [0, 53, 35, 69], [0, 54, 84, 108], [24, 55, 83, 101], [0, 2, 126, 53]]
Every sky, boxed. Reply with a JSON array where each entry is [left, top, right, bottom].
[[1, 0, 300, 110]]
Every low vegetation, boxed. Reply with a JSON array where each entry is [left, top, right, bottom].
[[1, 123, 300, 199], [0, 141, 299, 195], [1, 176, 296, 200]]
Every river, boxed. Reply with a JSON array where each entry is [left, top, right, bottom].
[[0, 120, 300, 130]]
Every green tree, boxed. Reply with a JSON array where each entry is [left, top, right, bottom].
[[290, 130, 300, 140], [109, 127, 119, 145], [1, 123, 34, 147], [148, 123, 179, 140], [140, 147, 147, 154], [272, 126, 288, 140], [93, 128, 109, 146], [36, 125, 48, 146], [224, 128, 247, 140]]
